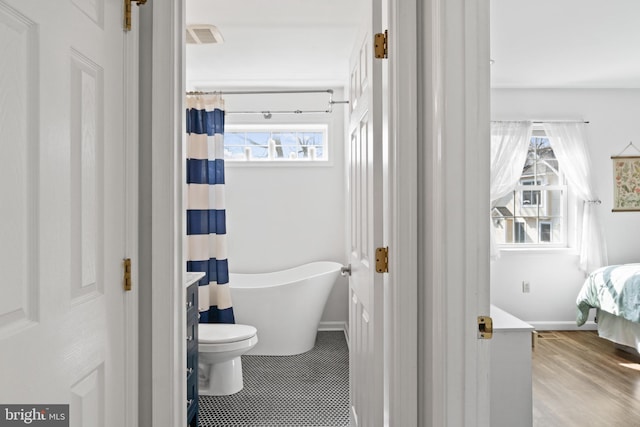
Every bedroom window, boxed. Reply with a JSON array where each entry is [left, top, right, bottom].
[[492, 134, 568, 247], [223, 124, 328, 162]]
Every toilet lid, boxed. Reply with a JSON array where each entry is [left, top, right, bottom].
[[198, 323, 257, 344]]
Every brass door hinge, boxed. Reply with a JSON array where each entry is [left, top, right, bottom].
[[375, 247, 389, 273], [478, 316, 493, 339], [123, 258, 132, 291], [374, 30, 388, 59], [124, 0, 147, 31]]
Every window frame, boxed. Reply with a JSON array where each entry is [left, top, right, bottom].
[[496, 130, 570, 249]]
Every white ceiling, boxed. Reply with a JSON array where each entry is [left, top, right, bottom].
[[186, 0, 640, 90], [491, 0, 640, 88], [185, 0, 364, 89]]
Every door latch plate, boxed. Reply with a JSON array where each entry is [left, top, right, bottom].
[[478, 316, 493, 339]]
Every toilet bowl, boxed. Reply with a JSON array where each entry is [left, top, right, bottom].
[[198, 323, 258, 396]]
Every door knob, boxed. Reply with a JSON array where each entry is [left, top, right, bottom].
[[341, 264, 352, 276]]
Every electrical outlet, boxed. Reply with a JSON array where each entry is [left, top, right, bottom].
[[522, 281, 530, 293]]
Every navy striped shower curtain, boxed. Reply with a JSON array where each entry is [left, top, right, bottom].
[[186, 95, 235, 324]]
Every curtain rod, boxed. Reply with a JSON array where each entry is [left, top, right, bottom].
[[186, 89, 334, 95]]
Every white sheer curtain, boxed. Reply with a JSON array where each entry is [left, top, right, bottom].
[[490, 121, 533, 259], [543, 122, 607, 273]]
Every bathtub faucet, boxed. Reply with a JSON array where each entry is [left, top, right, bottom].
[[340, 264, 352, 277]]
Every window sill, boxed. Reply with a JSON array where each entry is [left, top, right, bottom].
[[225, 159, 335, 168], [498, 246, 578, 256]]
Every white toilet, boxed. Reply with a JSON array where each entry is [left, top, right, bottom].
[[198, 323, 258, 396]]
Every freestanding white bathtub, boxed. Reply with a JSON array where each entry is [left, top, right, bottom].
[[229, 261, 342, 356]]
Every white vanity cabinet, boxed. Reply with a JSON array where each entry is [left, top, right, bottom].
[[490, 305, 534, 427]]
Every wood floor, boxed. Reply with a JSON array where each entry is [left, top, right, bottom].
[[533, 331, 640, 426]]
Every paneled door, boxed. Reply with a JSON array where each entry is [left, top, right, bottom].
[[347, 0, 387, 424], [0, 0, 134, 425]]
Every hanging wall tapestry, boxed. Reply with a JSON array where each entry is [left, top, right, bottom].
[[612, 155, 640, 212]]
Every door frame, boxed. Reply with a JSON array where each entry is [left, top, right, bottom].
[[385, 0, 419, 425], [124, 8, 141, 427], [145, 0, 490, 426], [417, 0, 491, 425], [145, 1, 187, 426]]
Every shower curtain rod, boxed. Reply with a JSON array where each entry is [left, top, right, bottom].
[[186, 89, 349, 117], [227, 109, 333, 117], [186, 89, 334, 96], [532, 120, 589, 124]]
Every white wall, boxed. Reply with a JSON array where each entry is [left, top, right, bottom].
[[222, 88, 348, 325], [491, 89, 640, 329]]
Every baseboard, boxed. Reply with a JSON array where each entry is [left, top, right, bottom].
[[318, 321, 347, 332], [318, 321, 349, 348], [528, 320, 597, 331]]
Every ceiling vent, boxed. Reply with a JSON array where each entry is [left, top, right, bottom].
[[186, 25, 224, 45]]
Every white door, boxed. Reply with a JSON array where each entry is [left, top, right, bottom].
[[0, 0, 134, 425], [347, 0, 387, 424]]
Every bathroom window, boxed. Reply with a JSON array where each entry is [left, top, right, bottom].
[[224, 124, 328, 162]]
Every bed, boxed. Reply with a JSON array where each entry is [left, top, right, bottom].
[[576, 263, 640, 352]]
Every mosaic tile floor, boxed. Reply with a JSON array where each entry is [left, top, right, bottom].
[[198, 331, 349, 427]]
